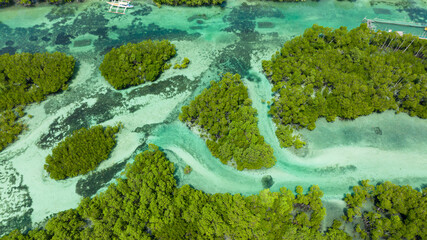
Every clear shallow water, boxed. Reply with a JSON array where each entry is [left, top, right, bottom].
[[0, 0, 426, 234]]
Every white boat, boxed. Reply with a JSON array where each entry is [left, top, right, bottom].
[[107, 0, 133, 14]]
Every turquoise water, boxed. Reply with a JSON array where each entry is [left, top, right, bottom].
[[0, 0, 426, 234]]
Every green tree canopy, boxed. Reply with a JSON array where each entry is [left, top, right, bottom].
[[99, 40, 176, 89], [0, 52, 75, 111], [153, 0, 224, 7], [0, 52, 75, 152], [343, 180, 426, 239], [179, 73, 276, 170], [2, 145, 351, 239], [44, 124, 121, 180], [263, 24, 427, 148], [0, 0, 75, 7]]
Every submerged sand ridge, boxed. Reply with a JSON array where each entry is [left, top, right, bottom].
[[0, 0, 426, 234]]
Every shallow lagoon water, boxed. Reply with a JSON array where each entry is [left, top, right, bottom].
[[0, 0, 426, 234]]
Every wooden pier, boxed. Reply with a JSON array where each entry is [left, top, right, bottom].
[[363, 17, 427, 40]]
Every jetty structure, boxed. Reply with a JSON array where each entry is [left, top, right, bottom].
[[107, 0, 133, 14], [363, 17, 427, 39]]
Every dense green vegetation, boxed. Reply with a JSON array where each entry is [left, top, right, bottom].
[[0, 52, 75, 152], [2, 145, 352, 239], [262, 24, 427, 148], [183, 164, 192, 174], [153, 0, 224, 7], [179, 73, 276, 170], [99, 40, 176, 90], [343, 180, 426, 239], [0, 52, 75, 111], [0, 0, 10, 6], [264, 0, 306, 2], [0, 109, 25, 152], [0, 0, 74, 7], [47, 0, 74, 4], [3, 146, 426, 239], [174, 57, 190, 69], [0, 0, 32, 7], [44, 124, 121, 180], [152, 0, 308, 7]]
